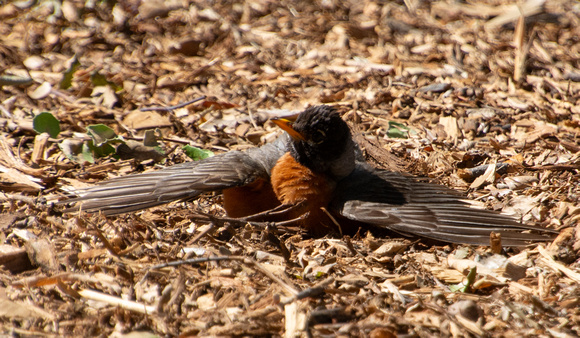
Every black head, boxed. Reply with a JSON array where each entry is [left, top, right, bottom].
[[273, 105, 355, 179]]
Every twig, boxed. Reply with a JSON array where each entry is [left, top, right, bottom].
[[513, 15, 526, 83], [249, 257, 299, 297], [0, 103, 12, 118], [245, 107, 258, 129], [342, 235, 365, 259], [321, 206, 342, 236], [0, 74, 33, 86], [83, 217, 120, 258], [537, 245, 580, 283], [187, 209, 306, 244], [124, 135, 203, 146], [156, 283, 173, 314], [502, 300, 539, 329], [238, 201, 306, 221], [148, 255, 299, 296], [0, 192, 37, 204], [241, 304, 280, 320], [284, 276, 334, 304], [189, 222, 216, 245], [49, 88, 75, 102], [423, 302, 485, 336], [189, 204, 305, 225], [241, 277, 335, 321], [140, 95, 206, 112], [265, 225, 292, 262], [526, 163, 580, 171], [78, 289, 156, 314], [167, 270, 187, 309], [490, 232, 502, 254]]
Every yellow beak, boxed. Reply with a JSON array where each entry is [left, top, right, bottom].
[[271, 117, 306, 141]]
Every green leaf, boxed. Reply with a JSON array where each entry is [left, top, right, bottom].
[[85, 124, 125, 159], [80, 143, 95, 163], [90, 72, 109, 87], [91, 71, 122, 92], [33, 112, 60, 138], [87, 139, 117, 158], [448, 284, 462, 292], [449, 266, 477, 293], [386, 121, 410, 139], [59, 55, 80, 90], [154, 146, 166, 155], [58, 139, 94, 163], [466, 266, 477, 285], [86, 124, 119, 146], [182, 145, 214, 161]]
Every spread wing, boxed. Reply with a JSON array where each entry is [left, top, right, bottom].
[[62, 135, 288, 215], [331, 163, 557, 246]]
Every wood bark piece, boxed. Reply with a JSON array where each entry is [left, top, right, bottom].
[[0, 244, 34, 273]]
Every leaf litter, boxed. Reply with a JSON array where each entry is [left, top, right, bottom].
[[0, 0, 579, 336]]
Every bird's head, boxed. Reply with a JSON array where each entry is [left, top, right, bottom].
[[272, 105, 355, 180]]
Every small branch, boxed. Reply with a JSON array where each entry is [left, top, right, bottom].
[[148, 255, 299, 296], [321, 207, 342, 236], [342, 235, 365, 259], [243, 202, 305, 220], [283, 276, 334, 305], [187, 209, 306, 241], [537, 245, 580, 283], [0, 192, 37, 204], [241, 277, 335, 321], [0, 74, 33, 86], [78, 289, 156, 314], [140, 95, 206, 112], [83, 217, 120, 258], [526, 163, 580, 171], [124, 135, 203, 146], [189, 222, 216, 245]]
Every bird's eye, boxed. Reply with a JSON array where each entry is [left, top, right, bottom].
[[311, 129, 326, 144]]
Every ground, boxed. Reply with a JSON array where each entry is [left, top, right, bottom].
[[1, 0, 579, 337]]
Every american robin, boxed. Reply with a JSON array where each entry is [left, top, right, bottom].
[[64, 105, 556, 246]]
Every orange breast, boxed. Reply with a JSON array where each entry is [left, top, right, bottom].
[[270, 152, 336, 232], [223, 178, 281, 218]]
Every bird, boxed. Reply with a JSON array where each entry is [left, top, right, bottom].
[[62, 105, 557, 246]]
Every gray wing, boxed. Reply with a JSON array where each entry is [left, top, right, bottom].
[[331, 163, 557, 246], [63, 134, 288, 215]]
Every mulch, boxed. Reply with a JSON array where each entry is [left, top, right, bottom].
[[0, 0, 579, 336]]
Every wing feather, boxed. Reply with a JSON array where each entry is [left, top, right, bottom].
[[331, 163, 556, 246], [62, 135, 288, 215]]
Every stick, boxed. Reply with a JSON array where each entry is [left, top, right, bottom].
[[149, 255, 299, 296], [140, 95, 206, 112], [78, 289, 156, 314]]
